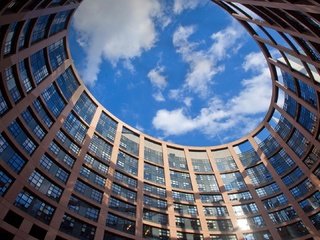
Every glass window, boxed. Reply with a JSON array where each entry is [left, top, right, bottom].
[[39, 154, 69, 183], [143, 209, 168, 225], [234, 141, 260, 168], [269, 206, 297, 224], [56, 68, 79, 100], [196, 174, 219, 192], [176, 217, 201, 230], [299, 191, 320, 213], [19, 20, 32, 49], [114, 171, 137, 188], [74, 179, 103, 203], [256, 182, 280, 198], [145, 163, 165, 185], [30, 49, 49, 84], [243, 231, 272, 240], [0, 134, 26, 173], [48, 39, 67, 71], [18, 60, 33, 93], [290, 178, 314, 199], [109, 196, 136, 217], [174, 203, 198, 216], [269, 111, 293, 140], [63, 113, 88, 144], [120, 127, 139, 156], [172, 191, 194, 203], [50, 10, 72, 35], [21, 108, 46, 140], [33, 98, 53, 128], [68, 195, 100, 221], [263, 194, 288, 210], [207, 219, 233, 231], [282, 167, 303, 186], [73, 92, 97, 124], [31, 15, 50, 43], [56, 130, 79, 155], [177, 232, 203, 240], [80, 166, 106, 187], [204, 206, 228, 217], [221, 172, 247, 191], [212, 149, 238, 172], [116, 151, 138, 176], [60, 214, 96, 240], [246, 163, 273, 186], [0, 169, 13, 196], [42, 83, 66, 118], [95, 112, 117, 142], [144, 183, 166, 198], [168, 152, 188, 170], [171, 170, 192, 190], [15, 190, 55, 224], [144, 195, 167, 209], [106, 213, 135, 235], [5, 66, 21, 102], [269, 149, 295, 175], [237, 215, 265, 230], [310, 212, 320, 230], [191, 158, 212, 172], [200, 194, 223, 203], [4, 22, 18, 55], [28, 170, 63, 201], [111, 183, 136, 201], [228, 191, 252, 202], [48, 141, 75, 168], [298, 105, 317, 133], [84, 154, 108, 175], [88, 134, 112, 162], [143, 225, 170, 240], [8, 120, 37, 155], [277, 221, 309, 239], [0, 89, 9, 115], [254, 128, 280, 158], [298, 79, 317, 107], [232, 203, 259, 216], [144, 146, 163, 165]]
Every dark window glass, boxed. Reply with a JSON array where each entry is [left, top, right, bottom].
[[30, 49, 48, 84], [60, 214, 96, 240], [31, 15, 50, 43], [14, 190, 55, 224], [96, 112, 117, 142], [73, 93, 97, 124], [56, 68, 79, 100], [106, 213, 135, 235], [48, 39, 67, 71]]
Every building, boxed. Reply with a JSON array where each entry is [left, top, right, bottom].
[[0, 0, 319, 239]]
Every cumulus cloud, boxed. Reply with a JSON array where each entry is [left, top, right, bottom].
[[152, 51, 272, 139], [73, 0, 164, 86], [171, 21, 245, 98], [148, 66, 167, 89], [148, 65, 168, 102], [173, 0, 204, 14]]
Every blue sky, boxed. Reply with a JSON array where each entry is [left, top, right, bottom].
[[69, 0, 272, 146]]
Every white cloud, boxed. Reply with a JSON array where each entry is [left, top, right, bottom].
[[73, 0, 164, 86], [173, 0, 204, 14], [152, 91, 165, 102], [152, 51, 272, 140], [148, 65, 168, 102], [171, 21, 245, 98], [148, 66, 167, 89]]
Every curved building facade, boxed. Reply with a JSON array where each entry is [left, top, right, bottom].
[[0, 0, 320, 239]]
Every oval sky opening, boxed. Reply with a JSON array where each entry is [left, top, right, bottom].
[[69, 0, 272, 146]]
